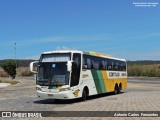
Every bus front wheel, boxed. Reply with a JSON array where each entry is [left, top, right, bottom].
[[81, 88, 88, 101]]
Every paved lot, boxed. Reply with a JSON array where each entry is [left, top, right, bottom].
[[0, 83, 10, 87], [0, 77, 160, 120]]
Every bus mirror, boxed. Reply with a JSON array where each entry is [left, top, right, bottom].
[[67, 61, 72, 72], [30, 61, 38, 73], [84, 64, 88, 69]]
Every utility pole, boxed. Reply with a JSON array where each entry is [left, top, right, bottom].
[[14, 42, 17, 68]]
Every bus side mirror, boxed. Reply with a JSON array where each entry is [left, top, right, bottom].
[[67, 61, 72, 72], [84, 64, 88, 69], [30, 61, 38, 73]]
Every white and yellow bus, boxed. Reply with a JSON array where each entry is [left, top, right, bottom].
[[30, 50, 127, 101]]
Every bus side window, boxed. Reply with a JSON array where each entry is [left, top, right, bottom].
[[92, 57, 99, 70], [107, 59, 112, 70], [83, 55, 93, 69], [113, 60, 118, 71], [83, 55, 87, 69], [118, 62, 121, 71], [118, 61, 124, 71], [123, 62, 126, 71], [87, 57, 92, 69], [100, 58, 105, 70]]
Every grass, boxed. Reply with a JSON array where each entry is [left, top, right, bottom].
[[127, 64, 160, 77], [0, 79, 19, 85]]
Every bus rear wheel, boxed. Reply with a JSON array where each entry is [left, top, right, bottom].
[[118, 84, 122, 94], [114, 84, 118, 95]]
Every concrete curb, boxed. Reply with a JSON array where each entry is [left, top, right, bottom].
[[0, 83, 10, 88]]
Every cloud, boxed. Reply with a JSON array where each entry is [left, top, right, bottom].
[[22, 46, 78, 59], [2, 32, 160, 48], [121, 51, 160, 60], [34, 32, 160, 45], [138, 52, 160, 57], [23, 55, 40, 60], [55, 46, 79, 50], [32, 34, 112, 43], [0, 34, 107, 48], [123, 32, 160, 40]]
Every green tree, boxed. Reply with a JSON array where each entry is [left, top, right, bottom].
[[1, 60, 16, 79]]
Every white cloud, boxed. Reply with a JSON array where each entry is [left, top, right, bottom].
[[123, 32, 160, 40], [22, 46, 79, 59], [119, 51, 160, 60], [31, 34, 112, 43], [55, 46, 78, 50], [2, 32, 160, 48], [137, 52, 160, 57], [23, 55, 40, 60], [33, 32, 160, 49]]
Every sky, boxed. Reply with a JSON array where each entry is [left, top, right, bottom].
[[0, 0, 160, 60]]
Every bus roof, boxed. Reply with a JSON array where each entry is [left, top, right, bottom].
[[42, 50, 126, 62], [42, 50, 83, 54], [84, 51, 126, 61]]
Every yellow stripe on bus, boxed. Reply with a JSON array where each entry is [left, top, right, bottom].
[[101, 71, 108, 92]]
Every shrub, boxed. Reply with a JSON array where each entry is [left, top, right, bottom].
[[1, 60, 16, 79], [128, 64, 160, 77], [0, 79, 19, 85]]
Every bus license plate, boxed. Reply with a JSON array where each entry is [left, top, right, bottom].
[[48, 94, 53, 97]]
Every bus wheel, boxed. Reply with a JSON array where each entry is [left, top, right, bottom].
[[114, 84, 118, 95], [81, 89, 88, 101], [54, 99, 60, 103], [118, 84, 122, 94]]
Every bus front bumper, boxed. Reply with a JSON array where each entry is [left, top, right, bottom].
[[37, 90, 75, 99]]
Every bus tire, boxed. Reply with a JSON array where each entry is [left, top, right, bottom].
[[81, 88, 88, 101], [118, 83, 122, 94], [114, 84, 118, 95], [54, 99, 60, 103]]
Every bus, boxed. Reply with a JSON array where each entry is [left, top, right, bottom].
[[30, 50, 127, 101]]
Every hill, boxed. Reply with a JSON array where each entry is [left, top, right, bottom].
[[127, 60, 160, 65]]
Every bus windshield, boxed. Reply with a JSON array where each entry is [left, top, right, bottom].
[[37, 62, 69, 86]]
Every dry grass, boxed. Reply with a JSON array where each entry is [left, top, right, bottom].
[[0, 67, 33, 78], [0, 68, 9, 77], [0, 79, 19, 85], [128, 64, 160, 77], [16, 67, 29, 76]]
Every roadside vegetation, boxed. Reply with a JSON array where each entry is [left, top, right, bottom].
[[0, 67, 34, 78], [0, 70, 9, 77], [127, 61, 160, 77], [1, 60, 16, 79], [19, 70, 34, 77], [0, 79, 19, 85]]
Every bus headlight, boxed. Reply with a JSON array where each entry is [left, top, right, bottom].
[[59, 87, 70, 92], [36, 87, 42, 91]]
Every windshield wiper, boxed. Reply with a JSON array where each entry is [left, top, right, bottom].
[[38, 79, 49, 86], [51, 79, 60, 85]]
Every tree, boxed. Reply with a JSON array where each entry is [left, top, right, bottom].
[[1, 60, 16, 79]]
